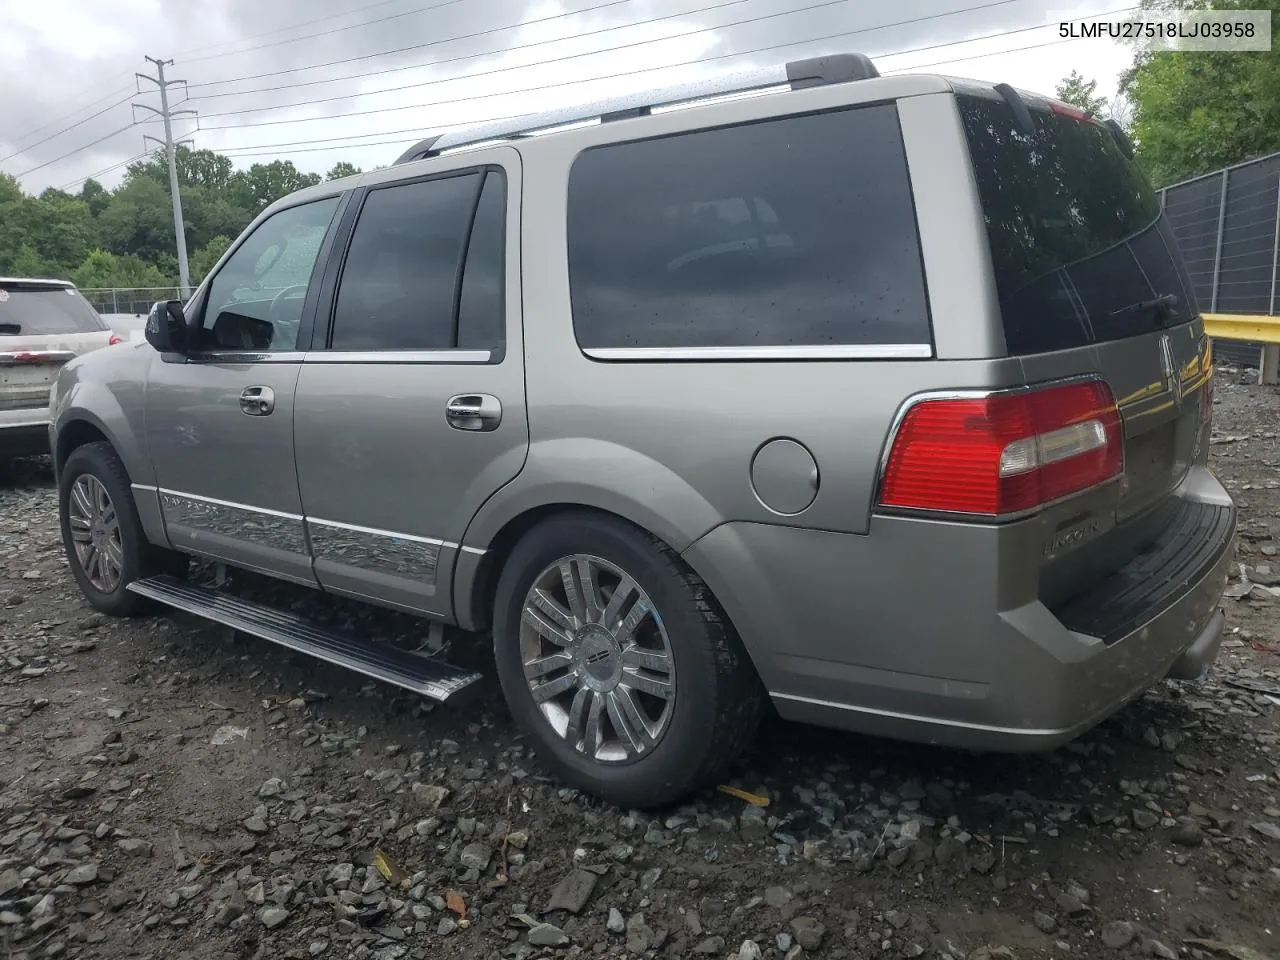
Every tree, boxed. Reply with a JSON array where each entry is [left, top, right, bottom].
[[1056, 71, 1110, 116], [0, 145, 360, 283], [10, 244, 48, 278], [1121, 0, 1280, 185], [233, 161, 322, 211], [71, 249, 171, 289], [326, 161, 361, 181], [189, 235, 232, 284], [80, 179, 111, 218], [96, 177, 180, 265]]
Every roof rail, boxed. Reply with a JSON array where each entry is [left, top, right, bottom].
[[394, 135, 443, 166], [393, 51, 879, 165]]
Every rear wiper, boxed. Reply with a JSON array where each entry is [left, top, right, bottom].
[[0, 323, 22, 335], [1110, 292, 1179, 321]]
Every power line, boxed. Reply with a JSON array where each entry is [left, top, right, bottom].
[[183, 0, 474, 64], [11, 124, 140, 179], [31, 3, 1133, 187], [204, 6, 1135, 158], [191, 0, 1012, 128], [0, 94, 135, 165], [174, 0, 414, 58], [4, 83, 135, 155], [188, 0, 635, 99], [58, 152, 152, 192]]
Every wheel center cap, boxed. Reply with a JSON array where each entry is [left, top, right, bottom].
[[575, 625, 621, 691]]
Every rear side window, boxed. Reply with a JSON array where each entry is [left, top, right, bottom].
[[330, 169, 505, 354], [566, 104, 932, 353], [957, 92, 1198, 355], [0, 283, 106, 336]]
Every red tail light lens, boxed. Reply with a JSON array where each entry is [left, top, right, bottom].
[[879, 379, 1123, 517]]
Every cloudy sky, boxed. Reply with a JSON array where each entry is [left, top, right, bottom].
[[1, 0, 1134, 194]]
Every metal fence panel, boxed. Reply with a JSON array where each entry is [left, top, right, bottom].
[[1162, 151, 1280, 367], [78, 286, 182, 317]]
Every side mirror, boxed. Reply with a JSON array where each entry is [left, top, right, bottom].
[[145, 300, 187, 353]]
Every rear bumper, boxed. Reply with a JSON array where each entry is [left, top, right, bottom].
[[0, 410, 53, 458], [681, 465, 1236, 752]]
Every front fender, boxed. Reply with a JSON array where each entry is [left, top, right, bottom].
[[51, 347, 153, 487]]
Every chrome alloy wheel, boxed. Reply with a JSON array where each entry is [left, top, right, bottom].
[[520, 555, 675, 763], [67, 474, 124, 593]]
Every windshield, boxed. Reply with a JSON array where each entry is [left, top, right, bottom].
[[956, 89, 1198, 356], [0, 282, 108, 336]]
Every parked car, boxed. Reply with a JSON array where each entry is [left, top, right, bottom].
[[97, 312, 149, 343], [48, 53, 1235, 808], [1, 278, 120, 461]]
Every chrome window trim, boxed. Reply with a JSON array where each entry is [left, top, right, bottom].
[[187, 351, 307, 364], [582, 344, 933, 361], [304, 349, 492, 364]]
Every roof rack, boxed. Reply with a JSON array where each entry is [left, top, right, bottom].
[[393, 51, 880, 165]]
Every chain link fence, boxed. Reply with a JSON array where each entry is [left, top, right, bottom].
[[79, 286, 183, 317], [1161, 151, 1280, 367]]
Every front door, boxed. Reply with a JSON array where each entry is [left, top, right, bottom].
[[146, 194, 344, 584], [293, 151, 527, 617]]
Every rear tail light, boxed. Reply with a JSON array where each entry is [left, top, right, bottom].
[[108, 334, 123, 345], [878, 378, 1123, 517]]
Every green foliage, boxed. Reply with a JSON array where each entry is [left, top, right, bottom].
[[326, 162, 362, 181], [1121, 0, 1280, 185], [1055, 71, 1111, 116], [70, 248, 171, 289], [189, 235, 233, 284]]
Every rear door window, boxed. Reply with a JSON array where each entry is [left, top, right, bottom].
[[956, 91, 1198, 355], [0, 283, 107, 336], [566, 104, 932, 353]]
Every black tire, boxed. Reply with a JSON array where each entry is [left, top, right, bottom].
[[58, 441, 184, 617], [493, 511, 764, 809]]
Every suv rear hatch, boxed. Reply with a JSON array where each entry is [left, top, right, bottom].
[[1, 280, 116, 412], [952, 83, 1221, 637]]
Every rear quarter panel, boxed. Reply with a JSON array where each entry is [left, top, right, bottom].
[[463, 84, 1017, 554]]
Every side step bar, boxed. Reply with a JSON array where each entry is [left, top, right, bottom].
[[126, 575, 482, 703]]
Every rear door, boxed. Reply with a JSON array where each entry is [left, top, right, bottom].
[[955, 86, 1213, 593], [1, 281, 114, 417], [293, 150, 526, 617]]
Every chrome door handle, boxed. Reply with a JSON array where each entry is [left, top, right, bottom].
[[446, 394, 501, 432], [239, 385, 275, 416]]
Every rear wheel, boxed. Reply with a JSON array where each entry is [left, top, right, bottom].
[[492, 512, 763, 808], [58, 442, 184, 616]]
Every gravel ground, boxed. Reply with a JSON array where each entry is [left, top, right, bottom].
[[1, 368, 1278, 960]]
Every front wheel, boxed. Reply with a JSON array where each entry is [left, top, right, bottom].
[[58, 441, 182, 616], [492, 512, 764, 808]]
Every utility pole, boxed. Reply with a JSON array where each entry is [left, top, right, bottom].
[[134, 57, 197, 298]]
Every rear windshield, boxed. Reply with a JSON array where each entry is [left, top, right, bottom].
[[956, 91, 1198, 356], [0, 283, 107, 336]]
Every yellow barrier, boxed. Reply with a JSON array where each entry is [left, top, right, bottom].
[[1202, 313, 1280, 345], [1202, 312, 1280, 383]]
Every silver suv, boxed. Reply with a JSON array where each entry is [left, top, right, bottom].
[[2, 278, 120, 460], [49, 54, 1236, 808]]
